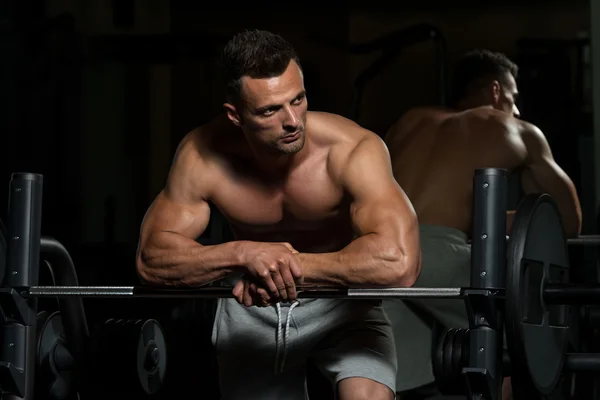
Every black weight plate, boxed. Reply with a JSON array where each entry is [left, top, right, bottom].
[[506, 194, 569, 398], [138, 319, 167, 395], [432, 328, 448, 385], [436, 328, 459, 395], [449, 328, 469, 395], [36, 311, 74, 400]]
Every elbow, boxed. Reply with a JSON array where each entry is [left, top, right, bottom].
[[565, 219, 582, 238], [382, 245, 421, 288], [563, 205, 583, 238], [136, 251, 162, 286]]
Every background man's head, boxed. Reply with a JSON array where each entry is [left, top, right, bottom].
[[452, 49, 520, 117], [221, 30, 307, 156]]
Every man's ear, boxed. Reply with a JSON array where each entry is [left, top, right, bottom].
[[491, 80, 501, 104], [223, 102, 242, 126]]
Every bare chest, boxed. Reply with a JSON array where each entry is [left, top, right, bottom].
[[209, 159, 352, 249]]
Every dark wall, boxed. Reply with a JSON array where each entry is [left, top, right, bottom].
[[349, 2, 590, 134], [1, 0, 594, 265], [0, 1, 597, 399]]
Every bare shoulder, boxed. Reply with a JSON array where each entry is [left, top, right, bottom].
[[165, 119, 224, 201], [515, 119, 550, 154], [308, 111, 383, 149], [307, 111, 389, 180], [516, 119, 544, 137]]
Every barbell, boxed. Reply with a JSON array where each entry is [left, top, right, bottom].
[[19, 281, 600, 302], [17, 204, 600, 400], [2, 169, 599, 400]]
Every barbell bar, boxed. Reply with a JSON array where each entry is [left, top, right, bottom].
[[27, 285, 464, 299], [567, 235, 600, 246], [24, 283, 600, 304], [472, 234, 600, 246]]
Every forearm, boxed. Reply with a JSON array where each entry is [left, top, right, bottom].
[[297, 234, 419, 288], [137, 231, 246, 286]]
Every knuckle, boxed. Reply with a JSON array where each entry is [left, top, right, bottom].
[[259, 269, 270, 278], [276, 256, 287, 264]]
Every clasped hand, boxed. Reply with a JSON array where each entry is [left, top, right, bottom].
[[232, 242, 303, 307]]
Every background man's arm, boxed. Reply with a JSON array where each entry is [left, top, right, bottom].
[[519, 124, 582, 237], [136, 135, 245, 286], [298, 135, 422, 288]]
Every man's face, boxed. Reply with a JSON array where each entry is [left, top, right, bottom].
[[225, 60, 308, 155], [492, 72, 520, 117]]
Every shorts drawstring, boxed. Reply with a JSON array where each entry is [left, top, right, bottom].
[[274, 300, 300, 374]]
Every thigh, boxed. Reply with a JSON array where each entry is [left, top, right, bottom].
[[212, 299, 309, 400], [310, 300, 397, 395]]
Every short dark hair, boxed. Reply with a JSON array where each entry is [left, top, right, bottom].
[[221, 29, 301, 102], [452, 49, 518, 103]]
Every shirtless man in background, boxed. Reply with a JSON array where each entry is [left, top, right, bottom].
[[382, 49, 582, 399], [136, 29, 421, 400]]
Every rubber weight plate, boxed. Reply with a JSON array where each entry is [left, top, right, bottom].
[[506, 194, 569, 398], [36, 311, 75, 400], [433, 328, 469, 395], [87, 318, 167, 396]]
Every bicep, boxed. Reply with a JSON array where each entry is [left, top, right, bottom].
[[139, 190, 211, 246], [139, 138, 213, 246], [343, 137, 418, 238]]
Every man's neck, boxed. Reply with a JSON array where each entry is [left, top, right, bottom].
[[247, 142, 307, 180], [455, 98, 493, 112]]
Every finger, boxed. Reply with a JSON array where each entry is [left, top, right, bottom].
[[256, 287, 272, 306], [232, 280, 244, 298], [233, 281, 244, 304], [243, 280, 254, 307], [258, 268, 280, 298], [278, 262, 297, 302], [247, 283, 270, 307], [288, 253, 303, 282], [270, 263, 288, 302], [250, 282, 272, 305]]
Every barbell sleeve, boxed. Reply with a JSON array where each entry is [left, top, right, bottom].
[[26, 286, 464, 299], [566, 235, 600, 246], [564, 353, 600, 372], [469, 234, 600, 246], [544, 284, 600, 305]]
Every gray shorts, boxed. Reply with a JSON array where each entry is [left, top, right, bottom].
[[212, 294, 397, 400], [382, 224, 471, 393]]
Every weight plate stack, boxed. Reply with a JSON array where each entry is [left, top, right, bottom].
[[433, 328, 470, 395], [86, 318, 167, 397], [36, 311, 75, 400], [506, 194, 570, 399]]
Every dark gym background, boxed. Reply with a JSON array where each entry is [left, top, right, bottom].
[[0, 0, 598, 399]]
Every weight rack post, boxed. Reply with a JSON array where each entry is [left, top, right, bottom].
[[1, 173, 44, 399], [463, 168, 507, 400]]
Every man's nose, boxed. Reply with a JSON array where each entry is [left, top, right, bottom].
[[282, 105, 299, 128], [513, 104, 520, 118]]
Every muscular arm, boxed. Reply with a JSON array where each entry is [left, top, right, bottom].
[[298, 135, 422, 287], [519, 124, 582, 237], [136, 135, 244, 286]]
